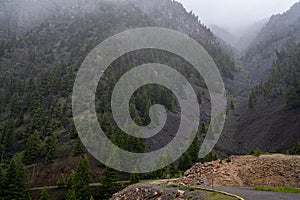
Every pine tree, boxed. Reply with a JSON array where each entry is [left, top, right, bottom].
[[130, 173, 140, 184], [188, 132, 200, 164], [57, 173, 66, 188], [248, 92, 254, 109], [2, 160, 31, 200], [100, 167, 117, 199], [68, 123, 78, 139], [1, 119, 15, 152], [40, 187, 50, 200], [23, 130, 41, 164], [230, 99, 235, 110], [72, 138, 84, 157], [0, 166, 4, 196], [69, 156, 92, 200], [10, 93, 22, 119], [66, 173, 74, 189], [200, 122, 207, 134], [286, 84, 300, 107], [178, 153, 192, 171], [45, 135, 57, 163], [202, 152, 217, 163], [66, 190, 76, 200]]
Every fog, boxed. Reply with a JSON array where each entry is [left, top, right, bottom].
[[177, 0, 299, 36]]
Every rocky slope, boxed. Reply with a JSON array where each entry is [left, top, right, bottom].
[[176, 154, 300, 188]]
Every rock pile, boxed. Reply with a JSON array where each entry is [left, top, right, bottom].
[[110, 184, 207, 200], [176, 154, 300, 187]]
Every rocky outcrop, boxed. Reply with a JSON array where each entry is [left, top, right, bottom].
[[176, 154, 300, 188]]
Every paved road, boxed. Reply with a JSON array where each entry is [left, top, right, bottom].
[[210, 186, 300, 200]]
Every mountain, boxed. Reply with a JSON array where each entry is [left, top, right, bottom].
[[216, 37, 300, 156], [1, 0, 300, 199], [243, 1, 300, 83], [0, 0, 236, 195], [209, 25, 237, 48]]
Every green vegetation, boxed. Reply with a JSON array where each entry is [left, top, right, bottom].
[[248, 91, 256, 109], [252, 44, 300, 107], [0, 160, 31, 200], [23, 130, 41, 165], [67, 156, 92, 200], [249, 148, 262, 157], [230, 100, 235, 110], [45, 134, 57, 163], [57, 173, 66, 188], [208, 192, 237, 200], [40, 187, 50, 200], [255, 186, 300, 194], [130, 173, 140, 184]]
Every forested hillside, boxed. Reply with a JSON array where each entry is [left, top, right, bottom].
[[0, 0, 235, 199], [1, 0, 300, 199]]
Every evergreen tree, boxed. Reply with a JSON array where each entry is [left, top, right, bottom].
[[57, 173, 66, 188], [23, 130, 41, 164], [100, 167, 117, 199], [10, 93, 22, 119], [230, 99, 235, 110], [66, 173, 75, 189], [69, 156, 92, 200], [248, 92, 254, 109], [72, 138, 84, 157], [40, 187, 50, 200], [0, 166, 4, 196], [286, 84, 300, 107], [178, 152, 192, 171], [188, 132, 200, 163], [66, 190, 76, 200], [202, 152, 217, 163], [200, 122, 207, 134], [45, 135, 57, 163], [68, 123, 78, 139], [2, 160, 31, 200], [1, 119, 15, 152], [130, 173, 140, 184]]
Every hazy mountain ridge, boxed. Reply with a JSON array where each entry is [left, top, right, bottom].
[[216, 3, 300, 155], [243, 1, 300, 83]]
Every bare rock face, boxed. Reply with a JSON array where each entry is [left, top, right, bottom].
[[176, 154, 300, 187]]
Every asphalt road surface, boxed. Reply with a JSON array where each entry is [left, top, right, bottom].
[[211, 186, 300, 200]]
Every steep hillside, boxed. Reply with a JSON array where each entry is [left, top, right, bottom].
[[243, 1, 300, 82], [0, 0, 237, 194], [133, 0, 236, 79], [217, 43, 300, 155]]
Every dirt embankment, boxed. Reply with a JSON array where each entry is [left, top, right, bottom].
[[176, 154, 300, 188]]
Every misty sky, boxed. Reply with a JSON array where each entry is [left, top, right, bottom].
[[177, 0, 299, 34]]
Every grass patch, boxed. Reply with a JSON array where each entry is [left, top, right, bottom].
[[207, 192, 237, 200], [255, 186, 300, 194]]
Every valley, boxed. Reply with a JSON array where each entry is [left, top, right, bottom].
[[0, 0, 299, 199]]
